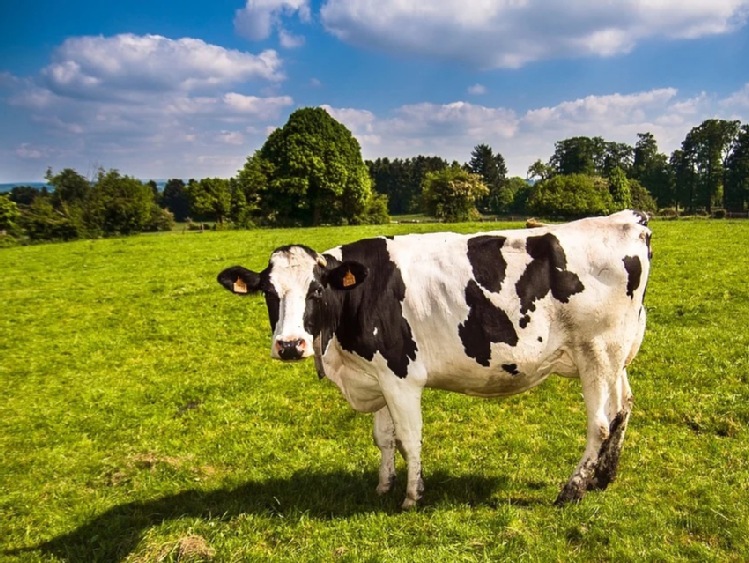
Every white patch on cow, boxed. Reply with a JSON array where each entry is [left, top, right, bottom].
[[373, 327, 378, 336], [267, 246, 318, 358]]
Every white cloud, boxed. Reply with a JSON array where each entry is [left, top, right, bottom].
[[218, 131, 246, 145], [1, 34, 294, 181], [279, 29, 305, 48], [234, 0, 311, 42], [320, 0, 749, 68], [468, 83, 487, 95], [15, 143, 44, 159], [40, 34, 283, 101], [323, 84, 749, 177]]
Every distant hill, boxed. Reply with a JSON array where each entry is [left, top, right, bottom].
[[0, 180, 172, 193], [0, 182, 51, 193]]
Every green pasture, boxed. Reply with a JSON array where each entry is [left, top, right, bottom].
[[1, 220, 748, 562]]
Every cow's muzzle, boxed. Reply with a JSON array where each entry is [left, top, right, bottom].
[[275, 338, 306, 360]]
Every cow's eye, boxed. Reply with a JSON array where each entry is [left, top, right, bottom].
[[308, 285, 323, 300]]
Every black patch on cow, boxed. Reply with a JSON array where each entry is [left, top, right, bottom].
[[322, 238, 417, 378], [645, 232, 653, 260], [622, 255, 642, 299], [502, 363, 520, 376], [467, 235, 507, 293], [538, 336, 543, 342], [265, 288, 280, 332], [459, 280, 519, 367], [515, 233, 585, 328], [632, 210, 649, 226]]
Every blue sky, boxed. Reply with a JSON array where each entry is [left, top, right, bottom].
[[1, 0, 748, 182]]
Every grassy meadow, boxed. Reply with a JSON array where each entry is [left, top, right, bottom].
[[1, 219, 748, 562]]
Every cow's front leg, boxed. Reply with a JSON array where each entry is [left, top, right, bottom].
[[381, 383, 424, 510], [372, 407, 396, 495]]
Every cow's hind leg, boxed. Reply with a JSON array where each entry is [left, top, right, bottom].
[[589, 369, 633, 491], [380, 382, 424, 510], [556, 357, 633, 506], [373, 407, 397, 495]]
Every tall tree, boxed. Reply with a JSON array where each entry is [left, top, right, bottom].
[[527, 159, 553, 181], [682, 119, 740, 213], [246, 107, 379, 226], [161, 179, 190, 222], [550, 136, 598, 176], [608, 167, 632, 210], [632, 133, 673, 208], [670, 148, 697, 212], [467, 143, 507, 214], [724, 124, 749, 212]]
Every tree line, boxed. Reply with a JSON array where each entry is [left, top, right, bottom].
[[2, 110, 748, 243]]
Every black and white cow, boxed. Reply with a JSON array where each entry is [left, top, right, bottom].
[[218, 210, 652, 507]]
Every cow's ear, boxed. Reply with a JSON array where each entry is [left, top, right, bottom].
[[324, 261, 368, 291], [217, 266, 262, 296]]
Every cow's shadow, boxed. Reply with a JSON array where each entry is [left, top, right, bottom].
[[18, 469, 539, 562]]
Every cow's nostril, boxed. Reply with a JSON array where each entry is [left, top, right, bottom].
[[276, 339, 305, 360]]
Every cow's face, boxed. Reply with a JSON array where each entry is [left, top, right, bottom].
[[218, 245, 367, 361]]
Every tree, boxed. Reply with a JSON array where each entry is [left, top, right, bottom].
[[628, 179, 658, 214], [161, 179, 190, 222], [467, 143, 508, 214], [46, 167, 90, 207], [670, 148, 697, 212], [601, 142, 634, 177], [528, 174, 613, 217], [550, 136, 599, 176], [88, 169, 155, 235], [422, 164, 488, 222], [18, 196, 79, 240], [527, 159, 553, 181], [608, 166, 632, 210], [682, 119, 740, 213], [0, 195, 20, 234], [631, 133, 674, 208], [724, 124, 749, 212], [8, 186, 46, 206], [243, 107, 383, 226], [186, 178, 232, 224], [368, 156, 446, 215], [505, 177, 532, 214]]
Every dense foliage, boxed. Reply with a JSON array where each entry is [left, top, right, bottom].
[[422, 165, 489, 222], [237, 107, 387, 227]]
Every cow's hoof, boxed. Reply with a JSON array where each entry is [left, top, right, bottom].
[[401, 497, 419, 510], [554, 482, 586, 506], [376, 474, 396, 495], [376, 483, 392, 495]]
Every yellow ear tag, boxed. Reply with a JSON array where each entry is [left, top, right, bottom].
[[233, 278, 248, 294], [342, 270, 356, 288]]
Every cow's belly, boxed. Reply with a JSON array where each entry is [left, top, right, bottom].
[[424, 346, 578, 398], [321, 334, 578, 405]]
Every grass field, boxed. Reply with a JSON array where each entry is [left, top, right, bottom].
[[1, 219, 748, 562]]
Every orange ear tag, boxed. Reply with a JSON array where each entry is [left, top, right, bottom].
[[233, 278, 248, 293], [342, 270, 356, 288]]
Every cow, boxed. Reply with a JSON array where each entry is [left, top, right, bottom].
[[217, 210, 652, 507]]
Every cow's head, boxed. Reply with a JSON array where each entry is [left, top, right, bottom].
[[217, 245, 368, 360]]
